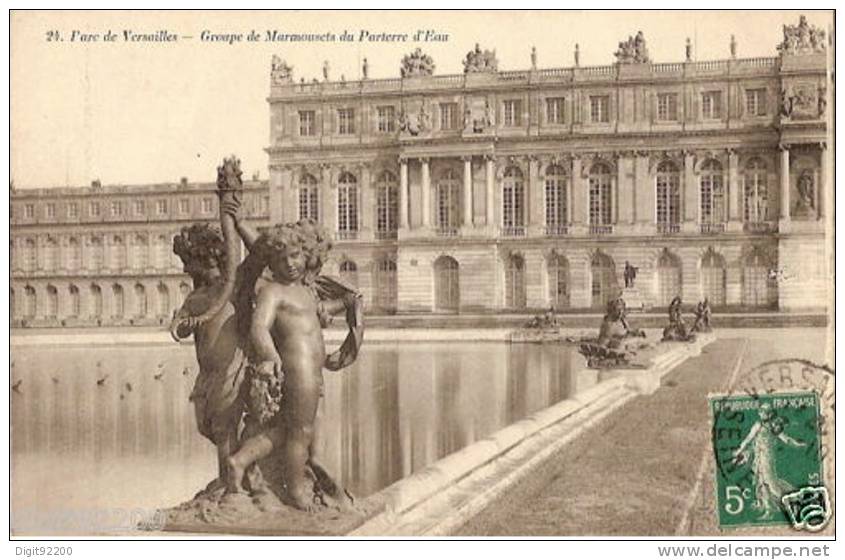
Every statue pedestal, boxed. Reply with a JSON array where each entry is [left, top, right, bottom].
[[622, 286, 646, 311]]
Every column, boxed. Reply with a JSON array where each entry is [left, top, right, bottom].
[[360, 164, 373, 236], [571, 157, 585, 225], [820, 143, 829, 218], [399, 157, 409, 229], [683, 151, 697, 224], [485, 156, 495, 226], [779, 146, 790, 220], [421, 157, 431, 227], [462, 156, 473, 227], [528, 156, 542, 228], [728, 150, 740, 221]]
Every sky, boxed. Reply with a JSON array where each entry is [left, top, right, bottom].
[[10, 10, 833, 189]]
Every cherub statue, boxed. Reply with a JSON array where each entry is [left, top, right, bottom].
[[691, 298, 712, 333], [662, 296, 695, 341]]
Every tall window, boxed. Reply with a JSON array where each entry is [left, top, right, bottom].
[[548, 254, 570, 308], [67, 237, 81, 270], [67, 202, 79, 218], [502, 167, 525, 230], [179, 198, 190, 214], [700, 249, 726, 306], [656, 250, 682, 306], [377, 106, 395, 133], [134, 235, 148, 269], [745, 89, 767, 117], [156, 200, 167, 216], [89, 201, 101, 217], [68, 285, 80, 318], [656, 162, 681, 227], [742, 250, 776, 308], [157, 284, 170, 317], [90, 284, 103, 319], [503, 100, 523, 127], [24, 204, 34, 219], [505, 254, 526, 309], [339, 260, 358, 287], [44, 238, 58, 271], [744, 159, 768, 223], [439, 102, 459, 130], [546, 97, 565, 124], [23, 286, 36, 319], [298, 174, 319, 222], [135, 284, 147, 317], [90, 236, 104, 270], [45, 285, 58, 318], [376, 171, 398, 237], [373, 258, 397, 310], [590, 95, 610, 123], [434, 256, 460, 311], [545, 165, 568, 229], [201, 197, 213, 214], [110, 201, 122, 217], [588, 163, 612, 225], [155, 235, 169, 268], [338, 108, 355, 134], [657, 93, 679, 121], [337, 172, 359, 235], [46, 203, 56, 219], [111, 236, 126, 270], [23, 238, 36, 272], [590, 251, 616, 309], [134, 200, 146, 216], [299, 110, 316, 136], [700, 160, 726, 225], [702, 91, 722, 119], [112, 285, 125, 319], [436, 170, 461, 230]]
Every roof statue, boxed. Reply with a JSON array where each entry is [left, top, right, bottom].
[[778, 15, 826, 55], [270, 55, 293, 85], [400, 48, 435, 78], [615, 31, 650, 64], [463, 43, 498, 73]]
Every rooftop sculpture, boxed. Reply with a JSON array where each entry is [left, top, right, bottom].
[[400, 48, 435, 78], [463, 43, 498, 73], [615, 31, 650, 64], [778, 15, 826, 55]]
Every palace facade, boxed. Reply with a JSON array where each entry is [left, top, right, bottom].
[[10, 16, 832, 327]]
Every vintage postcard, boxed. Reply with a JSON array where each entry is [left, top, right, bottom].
[[8, 9, 835, 541]]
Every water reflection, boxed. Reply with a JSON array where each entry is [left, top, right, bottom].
[[11, 341, 589, 529]]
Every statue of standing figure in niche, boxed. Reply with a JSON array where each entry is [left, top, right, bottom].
[[794, 171, 816, 218]]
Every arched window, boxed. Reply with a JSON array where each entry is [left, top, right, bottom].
[[656, 250, 682, 307], [744, 159, 768, 223], [547, 254, 570, 309], [590, 251, 616, 309], [155, 235, 169, 269], [90, 284, 103, 319], [67, 238, 82, 270], [23, 238, 36, 272], [505, 254, 527, 309], [339, 260, 358, 288], [111, 236, 126, 270], [112, 284, 125, 319], [700, 249, 726, 306], [588, 163, 612, 225], [298, 174, 319, 222], [23, 286, 36, 319], [337, 172, 358, 235], [373, 258, 397, 310], [45, 285, 58, 318], [89, 236, 104, 270], [44, 238, 59, 271], [656, 162, 681, 228], [133, 234, 148, 269], [742, 250, 776, 308], [135, 284, 147, 318], [502, 167, 525, 230], [68, 285, 80, 318], [545, 164, 568, 231], [375, 171, 399, 238], [157, 284, 170, 317], [700, 160, 725, 225], [434, 256, 460, 312], [436, 170, 461, 231]]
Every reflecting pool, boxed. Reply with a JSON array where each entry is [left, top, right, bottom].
[[11, 341, 598, 532]]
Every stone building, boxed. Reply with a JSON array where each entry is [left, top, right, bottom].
[[267, 17, 830, 314], [10, 178, 269, 327]]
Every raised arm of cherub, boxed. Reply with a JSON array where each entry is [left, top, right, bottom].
[[221, 198, 259, 252]]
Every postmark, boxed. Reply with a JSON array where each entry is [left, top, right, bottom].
[[709, 359, 833, 531]]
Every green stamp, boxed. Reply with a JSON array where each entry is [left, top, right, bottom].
[[710, 391, 826, 529]]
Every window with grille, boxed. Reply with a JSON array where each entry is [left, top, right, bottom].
[[503, 100, 523, 127], [546, 97, 565, 124], [374, 259, 397, 309], [23, 286, 36, 319], [23, 239, 36, 271], [158, 284, 170, 316], [702, 91, 722, 119], [744, 159, 768, 222], [742, 252, 775, 307], [135, 284, 147, 317], [201, 198, 213, 214], [439, 103, 459, 130], [590, 96, 610, 123], [700, 160, 725, 224], [376, 171, 398, 236], [179, 199, 190, 214], [656, 251, 682, 306], [67, 238, 81, 270], [299, 110, 316, 136], [24, 204, 34, 219], [46, 286, 58, 318], [657, 93, 678, 121], [134, 200, 146, 215], [156, 200, 167, 215], [437, 170, 461, 229], [298, 174, 319, 222], [43, 238, 58, 271], [377, 106, 395, 133], [67, 203, 79, 218], [505, 255, 526, 309], [112, 236, 126, 269], [134, 235, 148, 269], [588, 163, 612, 225], [90, 237, 104, 270], [46, 203, 56, 219], [548, 255, 570, 308], [112, 285, 124, 318], [656, 162, 681, 226], [90, 202, 101, 217], [502, 167, 525, 228], [69, 285, 80, 317], [745, 89, 767, 117], [700, 250, 726, 306], [90, 285, 103, 318], [545, 165, 568, 227], [337, 172, 358, 233], [338, 108, 355, 134], [111, 201, 122, 217]]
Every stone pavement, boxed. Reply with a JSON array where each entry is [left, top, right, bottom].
[[456, 338, 747, 536]]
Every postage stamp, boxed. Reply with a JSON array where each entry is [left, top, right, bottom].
[[710, 390, 827, 529]]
